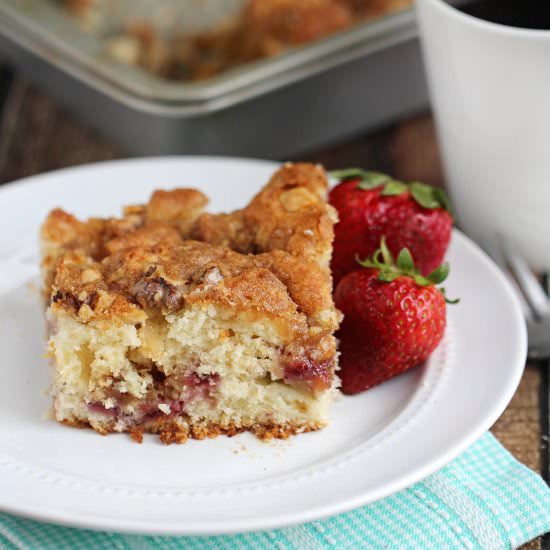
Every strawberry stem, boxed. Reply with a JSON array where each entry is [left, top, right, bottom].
[[380, 237, 394, 266], [329, 168, 453, 214], [356, 237, 459, 304]]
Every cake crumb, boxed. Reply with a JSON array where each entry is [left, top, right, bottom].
[[130, 429, 144, 443], [26, 281, 39, 294], [41, 407, 55, 421]]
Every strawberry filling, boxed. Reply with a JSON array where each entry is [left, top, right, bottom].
[[88, 398, 186, 423], [86, 371, 220, 424], [88, 401, 120, 418], [182, 371, 220, 403], [282, 356, 332, 392]]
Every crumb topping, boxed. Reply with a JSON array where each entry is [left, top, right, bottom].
[[191, 162, 337, 266], [41, 162, 341, 362]]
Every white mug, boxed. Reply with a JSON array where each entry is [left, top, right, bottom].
[[416, 0, 550, 269]]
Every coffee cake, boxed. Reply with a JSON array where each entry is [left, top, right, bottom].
[[41, 163, 341, 443]]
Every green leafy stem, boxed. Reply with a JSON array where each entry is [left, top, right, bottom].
[[356, 237, 459, 304], [330, 168, 452, 213]]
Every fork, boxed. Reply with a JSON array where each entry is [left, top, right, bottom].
[[491, 237, 550, 360]]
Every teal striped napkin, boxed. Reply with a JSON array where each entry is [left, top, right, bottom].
[[1, 433, 549, 550]]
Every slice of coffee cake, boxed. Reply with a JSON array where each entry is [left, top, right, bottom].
[[41, 163, 341, 443]]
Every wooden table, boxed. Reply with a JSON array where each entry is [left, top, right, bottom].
[[0, 68, 547, 549]]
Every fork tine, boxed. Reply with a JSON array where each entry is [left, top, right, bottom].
[[526, 317, 550, 359], [487, 238, 533, 320], [543, 273, 550, 297], [501, 238, 550, 320]]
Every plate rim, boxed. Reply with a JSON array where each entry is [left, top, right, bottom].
[[0, 157, 528, 535]]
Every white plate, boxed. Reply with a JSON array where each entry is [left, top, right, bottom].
[[0, 157, 527, 535]]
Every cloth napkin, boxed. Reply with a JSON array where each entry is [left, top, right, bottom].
[[1, 433, 549, 550]]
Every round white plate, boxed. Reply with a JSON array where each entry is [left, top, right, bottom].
[[0, 157, 526, 535]]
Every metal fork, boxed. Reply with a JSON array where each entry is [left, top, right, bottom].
[[486, 237, 550, 538], [492, 237, 550, 360]]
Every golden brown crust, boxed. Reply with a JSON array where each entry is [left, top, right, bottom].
[[50, 238, 337, 354], [145, 188, 209, 235], [192, 163, 337, 267], [42, 163, 334, 272], [49, 250, 145, 324], [61, 416, 324, 444], [43, 162, 340, 360], [41, 187, 207, 294], [104, 222, 181, 255], [255, 250, 335, 322], [41, 189, 207, 263]]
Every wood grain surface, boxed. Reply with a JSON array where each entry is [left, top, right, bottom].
[[0, 75, 546, 549]]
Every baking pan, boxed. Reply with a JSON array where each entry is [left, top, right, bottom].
[[0, 1, 432, 158]]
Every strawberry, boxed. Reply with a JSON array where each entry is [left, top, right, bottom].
[[329, 168, 453, 286], [334, 238, 455, 395]]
